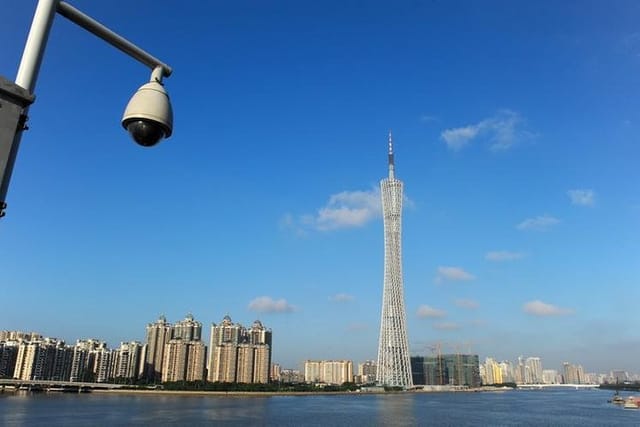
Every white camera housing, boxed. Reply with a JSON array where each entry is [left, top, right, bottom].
[[122, 79, 173, 147]]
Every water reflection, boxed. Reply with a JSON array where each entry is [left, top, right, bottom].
[[376, 393, 416, 425]]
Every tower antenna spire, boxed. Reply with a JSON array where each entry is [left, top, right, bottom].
[[388, 130, 395, 179]]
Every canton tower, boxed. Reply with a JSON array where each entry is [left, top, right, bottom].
[[376, 132, 413, 388]]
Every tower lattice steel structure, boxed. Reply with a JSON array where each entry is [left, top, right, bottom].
[[376, 132, 413, 388]]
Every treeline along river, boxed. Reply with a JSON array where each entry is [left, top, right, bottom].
[[1, 389, 638, 426]]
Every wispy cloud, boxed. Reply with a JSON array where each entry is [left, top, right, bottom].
[[523, 300, 573, 317], [346, 322, 368, 332], [433, 322, 461, 331], [454, 299, 479, 309], [248, 296, 295, 313], [420, 114, 439, 123], [621, 32, 640, 57], [441, 110, 530, 151], [436, 266, 475, 283], [485, 251, 525, 262], [567, 189, 595, 207], [417, 304, 447, 318], [516, 215, 560, 232], [329, 293, 355, 303], [283, 188, 381, 234]]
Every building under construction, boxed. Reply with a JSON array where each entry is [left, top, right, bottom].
[[411, 354, 481, 388]]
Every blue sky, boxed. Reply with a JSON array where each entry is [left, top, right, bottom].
[[1, 0, 639, 373]]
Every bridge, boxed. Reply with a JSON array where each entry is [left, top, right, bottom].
[[516, 383, 599, 390], [0, 378, 135, 392]]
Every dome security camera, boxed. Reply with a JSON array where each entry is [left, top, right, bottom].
[[122, 77, 173, 147]]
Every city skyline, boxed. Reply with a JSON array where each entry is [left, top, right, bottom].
[[1, 1, 639, 373], [4, 325, 635, 385]]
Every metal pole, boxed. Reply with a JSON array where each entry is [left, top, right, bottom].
[[56, 2, 172, 77], [15, 0, 59, 93], [2, 0, 57, 216]]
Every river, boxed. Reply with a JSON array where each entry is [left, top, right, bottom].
[[0, 388, 637, 426]]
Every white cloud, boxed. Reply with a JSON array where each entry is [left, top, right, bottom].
[[329, 293, 354, 303], [523, 300, 573, 317], [485, 251, 525, 262], [417, 304, 447, 318], [433, 322, 461, 331], [248, 296, 295, 313], [517, 215, 560, 231], [454, 299, 479, 309], [284, 188, 381, 233], [441, 125, 481, 150], [436, 266, 475, 283], [441, 110, 529, 151], [568, 189, 595, 207]]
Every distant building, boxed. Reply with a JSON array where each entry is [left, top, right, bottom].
[[542, 369, 559, 385], [14, 338, 72, 381], [92, 344, 112, 383], [162, 314, 206, 382], [304, 360, 353, 385], [482, 358, 503, 385], [0, 341, 19, 378], [498, 361, 514, 383], [525, 357, 543, 384], [162, 339, 206, 382], [270, 363, 281, 382], [563, 362, 585, 384], [356, 360, 377, 384], [144, 315, 172, 382], [611, 370, 629, 384], [70, 339, 107, 382], [411, 354, 480, 387], [0, 331, 42, 342], [207, 316, 272, 384], [280, 369, 304, 383], [111, 341, 143, 381], [173, 314, 202, 342], [208, 316, 241, 382]]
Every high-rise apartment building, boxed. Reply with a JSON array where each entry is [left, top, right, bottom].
[[563, 362, 585, 384], [525, 357, 543, 384], [92, 345, 112, 383], [542, 369, 559, 384], [162, 314, 206, 382], [304, 360, 353, 385], [185, 341, 206, 381], [70, 339, 106, 382], [207, 316, 272, 384], [111, 341, 143, 381], [11, 337, 71, 381], [482, 357, 503, 385], [0, 341, 19, 378], [356, 360, 377, 384], [208, 316, 241, 382], [249, 320, 272, 384], [376, 133, 412, 388], [173, 314, 202, 342], [144, 315, 172, 382]]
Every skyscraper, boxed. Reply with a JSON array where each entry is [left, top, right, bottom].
[[376, 132, 413, 388], [162, 314, 206, 382], [207, 316, 272, 384], [144, 315, 172, 382]]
